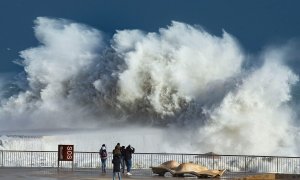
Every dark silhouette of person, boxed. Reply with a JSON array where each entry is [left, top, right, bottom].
[[120, 146, 126, 173], [125, 145, 135, 175], [112, 146, 122, 180]]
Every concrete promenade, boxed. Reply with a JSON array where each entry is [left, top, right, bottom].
[[1, 167, 300, 179], [0, 168, 192, 180]]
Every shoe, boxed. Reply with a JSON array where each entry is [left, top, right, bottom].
[[126, 172, 132, 176]]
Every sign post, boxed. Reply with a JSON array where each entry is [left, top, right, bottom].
[[58, 145, 74, 170]]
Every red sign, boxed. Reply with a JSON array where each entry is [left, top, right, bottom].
[[58, 145, 74, 161]]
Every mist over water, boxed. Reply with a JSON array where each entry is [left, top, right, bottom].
[[0, 17, 299, 155]]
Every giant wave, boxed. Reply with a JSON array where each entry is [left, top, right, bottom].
[[0, 17, 299, 155]]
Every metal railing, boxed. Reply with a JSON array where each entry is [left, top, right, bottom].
[[1, 150, 300, 174]]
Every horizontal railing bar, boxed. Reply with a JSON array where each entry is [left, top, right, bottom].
[[73, 152, 300, 159], [2, 150, 300, 159]]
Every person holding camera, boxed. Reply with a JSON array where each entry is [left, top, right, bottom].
[[125, 144, 135, 175]]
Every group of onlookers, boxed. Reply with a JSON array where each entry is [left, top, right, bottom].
[[99, 143, 135, 180]]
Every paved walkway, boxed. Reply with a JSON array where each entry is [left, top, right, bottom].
[[0, 167, 300, 180], [4, 167, 294, 179], [0, 168, 193, 180]]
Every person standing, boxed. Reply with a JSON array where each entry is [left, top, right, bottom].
[[99, 144, 107, 173], [120, 146, 126, 173], [112, 146, 122, 180], [125, 145, 135, 175]]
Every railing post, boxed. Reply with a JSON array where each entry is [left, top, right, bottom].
[[91, 153, 93, 168], [182, 154, 184, 163], [3, 151, 4, 167], [276, 157, 279, 173], [151, 154, 153, 167], [30, 151, 33, 167], [1, 151, 3, 167], [244, 156, 247, 172], [213, 155, 215, 170]]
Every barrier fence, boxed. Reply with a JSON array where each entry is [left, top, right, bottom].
[[1, 150, 300, 174]]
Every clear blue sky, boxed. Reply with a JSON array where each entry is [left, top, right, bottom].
[[1, 0, 300, 73]]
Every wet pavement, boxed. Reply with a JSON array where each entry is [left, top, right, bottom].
[[0, 168, 199, 180], [0, 167, 282, 180]]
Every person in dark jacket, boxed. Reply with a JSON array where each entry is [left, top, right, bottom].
[[125, 145, 135, 175], [120, 146, 126, 173], [112, 147, 122, 180]]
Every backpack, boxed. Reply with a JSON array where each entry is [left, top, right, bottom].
[[100, 149, 107, 158]]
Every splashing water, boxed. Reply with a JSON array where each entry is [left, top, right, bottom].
[[0, 17, 299, 155]]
